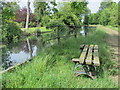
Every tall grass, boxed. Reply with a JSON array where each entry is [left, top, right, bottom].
[[2, 28, 118, 88]]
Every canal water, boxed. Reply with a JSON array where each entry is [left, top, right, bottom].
[[1, 26, 96, 70]]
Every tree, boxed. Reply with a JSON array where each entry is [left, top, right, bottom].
[[83, 7, 91, 25], [88, 0, 118, 27], [99, 0, 113, 10], [25, 0, 30, 31], [2, 2, 19, 21], [34, 0, 58, 26], [70, 1, 88, 17], [14, 8, 36, 28], [1, 1, 22, 42], [54, 3, 81, 27], [108, 2, 118, 27], [34, 1, 48, 26], [50, 0, 58, 14], [88, 13, 99, 25]]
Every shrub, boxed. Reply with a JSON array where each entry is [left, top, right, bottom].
[[46, 19, 68, 31], [41, 16, 50, 27], [29, 22, 36, 27], [19, 22, 25, 28], [62, 14, 81, 28], [2, 21, 23, 42]]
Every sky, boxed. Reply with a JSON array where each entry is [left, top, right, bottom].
[[16, 0, 119, 13]]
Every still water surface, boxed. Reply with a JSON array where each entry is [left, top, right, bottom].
[[1, 26, 96, 70]]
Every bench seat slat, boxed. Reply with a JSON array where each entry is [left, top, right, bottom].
[[85, 45, 94, 65], [79, 45, 89, 64], [93, 45, 100, 66]]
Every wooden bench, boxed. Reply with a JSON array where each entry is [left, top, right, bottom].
[[72, 45, 100, 79]]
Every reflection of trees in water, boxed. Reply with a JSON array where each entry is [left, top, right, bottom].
[[83, 26, 89, 35], [26, 38, 33, 58], [20, 40, 37, 54], [2, 39, 37, 70], [36, 35, 44, 52], [6, 40, 37, 54], [1, 47, 13, 70]]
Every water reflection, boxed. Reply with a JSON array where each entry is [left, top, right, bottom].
[[80, 26, 96, 36], [1, 26, 96, 70], [1, 38, 38, 70], [80, 26, 88, 36]]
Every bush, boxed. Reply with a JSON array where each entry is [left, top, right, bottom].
[[29, 22, 36, 27], [62, 14, 81, 27], [2, 21, 23, 42], [46, 20, 68, 31], [41, 16, 50, 27], [19, 22, 25, 28]]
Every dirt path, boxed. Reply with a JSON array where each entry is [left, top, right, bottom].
[[98, 25, 119, 85]]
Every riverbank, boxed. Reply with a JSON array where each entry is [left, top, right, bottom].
[[0, 44, 6, 49], [2, 26, 118, 88], [95, 25, 119, 85]]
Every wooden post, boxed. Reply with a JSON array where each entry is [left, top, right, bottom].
[[37, 29, 41, 37], [74, 26, 77, 38], [67, 27, 71, 38], [57, 26, 60, 45]]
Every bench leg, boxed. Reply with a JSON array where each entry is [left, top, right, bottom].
[[73, 64, 97, 79], [74, 63, 87, 76]]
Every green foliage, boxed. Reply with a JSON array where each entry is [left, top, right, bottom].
[[19, 22, 25, 28], [21, 27, 53, 34], [53, 3, 82, 27], [46, 20, 68, 31], [62, 14, 81, 27], [1, 1, 22, 42], [29, 22, 36, 27], [70, 1, 88, 16], [88, 13, 99, 25], [2, 27, 118, 88], [99, 0, 113, 10], [106, 25, 118, 32], [2, 7, 15, 21], [88, 1, 118, 27], [34, 1, 48, 21], [40, 16, 50, 27], [108, 3, 118, 27], [2, 21, 22, 42], [2, 2, 20, 21]]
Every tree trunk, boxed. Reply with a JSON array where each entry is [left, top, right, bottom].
[[25, 0, 30, 31]]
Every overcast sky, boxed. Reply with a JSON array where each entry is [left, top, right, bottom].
[[16, 0, 119, 13]]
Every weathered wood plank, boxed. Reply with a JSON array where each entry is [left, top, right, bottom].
[[72, 58, 80, 63], [79, 45, 89, 64], [85, 45, 94, 65], [93, 45, 100, 66]]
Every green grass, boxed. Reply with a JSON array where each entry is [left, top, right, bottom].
[[0, 44, 6, 49], [21, 27, 53, 33], [106, 25, 119, 32], [2, 28, 118, 88]]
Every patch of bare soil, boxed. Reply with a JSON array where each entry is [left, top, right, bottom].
[[99, 25, 119, 85]]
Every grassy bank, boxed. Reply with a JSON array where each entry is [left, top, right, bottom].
[[2, 28, 118, 88], [106, 26, 118, 32], [21, 27, 53, 34], [90, 25, 119, 32], [0, 45, 6, 49]]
